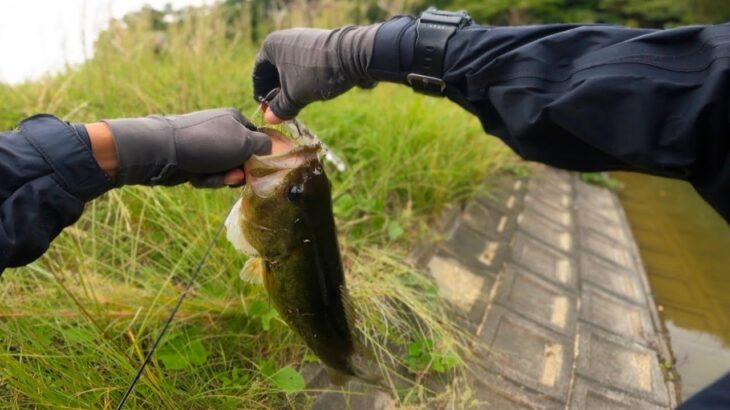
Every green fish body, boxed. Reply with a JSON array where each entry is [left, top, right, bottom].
[[226, 128, 362, 383]]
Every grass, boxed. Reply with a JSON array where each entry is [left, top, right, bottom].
[[0, 5, 516, 408]]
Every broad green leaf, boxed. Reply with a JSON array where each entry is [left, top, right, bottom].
[[158, 338, 209, 370], [269, 366, 305, 393], [387, 221, 404, 240]]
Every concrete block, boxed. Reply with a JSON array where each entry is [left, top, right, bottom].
[[580, 227, 634, 269], [524, 193, 573, 228], [574, 182, 616, 208], [478, 307, 573, 401], [495, 264, 577, 336], [576, 209, 626, 242], [477, 181, 525, 215], [312, 382, 395, 410], [527, 177, 572, 196], [525, 180, 572, 210], [517, 210, 573, 253], [569, 376, 665, 410], [471, 371, 564, 410], [580, 284, 655, 345], [461, 201, 516, 239], [580, 253, 645, 305], [441, 222, 508, 275], [427, 250, 494, 325], [532, 165, 573, 182], [574, 197, 621, 223], [511, 232, 577, 291], [576, 324, 669, 405]]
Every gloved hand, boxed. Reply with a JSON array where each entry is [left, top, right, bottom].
[[252, 24, 380, 122], [104, 108, 271, 187]]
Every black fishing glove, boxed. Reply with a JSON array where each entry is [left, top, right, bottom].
[[104, 108, 271, 187], [252, 24, 380, 120]]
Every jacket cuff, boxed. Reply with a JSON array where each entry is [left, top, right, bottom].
[[367, 16, 416, 84], [19, 114, 114, 202]]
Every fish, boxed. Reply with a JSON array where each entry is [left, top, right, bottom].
[[225, 127, 373, 385]]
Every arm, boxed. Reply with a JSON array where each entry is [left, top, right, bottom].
[[0, 116, 113, 270], [0, 109, 272, 273], [253, 17, 730, 221], [369, 18, 730, 219]]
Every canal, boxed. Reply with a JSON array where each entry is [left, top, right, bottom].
[[616, 172, 730, 400]]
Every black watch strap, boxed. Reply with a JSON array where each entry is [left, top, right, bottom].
[[408, 8, 472, 96]]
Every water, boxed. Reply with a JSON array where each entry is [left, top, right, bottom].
[[615, 172, 730, 399]]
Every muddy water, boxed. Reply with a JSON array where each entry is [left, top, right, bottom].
[[615, 172, 730, 399]]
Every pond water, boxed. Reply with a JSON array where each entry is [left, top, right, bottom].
[[615, 172, 730, 400]]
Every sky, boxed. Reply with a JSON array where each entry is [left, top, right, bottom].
[[0, 0, 217, 84]]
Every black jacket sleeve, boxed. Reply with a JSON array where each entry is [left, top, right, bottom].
[[0, 115, 113, 273], [369, 17, 730, 221]]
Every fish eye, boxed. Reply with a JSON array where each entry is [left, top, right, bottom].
[[287, 184, 304, 202]]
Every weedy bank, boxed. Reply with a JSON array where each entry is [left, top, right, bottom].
[[0, 5, 516, 408]]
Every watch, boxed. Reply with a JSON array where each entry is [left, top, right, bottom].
[[407, 7, 472, 96]]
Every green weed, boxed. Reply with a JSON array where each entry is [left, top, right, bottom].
[[0, 4, 515, 408]]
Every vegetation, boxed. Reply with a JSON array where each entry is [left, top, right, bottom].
[[0, 5, 515, 408], [429, 0, 730, 27], [2, 0, 720, 406]]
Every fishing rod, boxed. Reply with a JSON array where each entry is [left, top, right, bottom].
[[115, 217, 228, 410], [116, 90, 343, 408]]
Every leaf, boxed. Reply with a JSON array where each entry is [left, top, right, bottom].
[[387, 221, 404, 240], [269, 366, 305, 393], [157, 338, 209, 370], [334, 193, 357, 218], [441, 349, 460, 369], [259, 360, 276, 377], [249, 299, 269, 316], [249, 299, 279, 330]]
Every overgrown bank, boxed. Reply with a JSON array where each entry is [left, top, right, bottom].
[[0, 6, 517, 408]]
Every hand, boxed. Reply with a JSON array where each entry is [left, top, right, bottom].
[[252, 24, 380, 123], [103, 108, 272, 187]]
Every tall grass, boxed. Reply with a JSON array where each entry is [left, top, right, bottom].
[[0, 5, 515, 408]]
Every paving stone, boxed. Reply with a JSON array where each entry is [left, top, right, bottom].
[[427, 250, 494, 325], [576, 209, 626, 242], [574, 181, 616, 207], [471, 370, 564, 410], [580, 227, 634, 268], [569, 376, 665, 410], [479, 307, 573, 401], [576, 324, 669, 405], [574, 196, 621, 223], [511, 232, 577, 291], [580, 253, 645, 305], [524, 193, 573, 228], [312, 382, 395, 410], [441, 221, 509, 275], [495, 264, 577, 336], [527, 176, 572, 196], [534, 165, 573, 181], [580, 284, 655, 345], [461, 201, 516, 239], [517, 210, 573, 253], [526, 181, 572, 210], [477, 182, 525, 214]]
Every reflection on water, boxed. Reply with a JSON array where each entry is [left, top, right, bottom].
[[615, 172, 730, 399]]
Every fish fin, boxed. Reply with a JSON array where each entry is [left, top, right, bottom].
[[239, 257, 264, 284], [225, 198, 259, 256]]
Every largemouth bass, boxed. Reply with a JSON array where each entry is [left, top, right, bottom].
[[225, 128, 370, 384]]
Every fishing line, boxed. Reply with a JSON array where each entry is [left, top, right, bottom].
[[117, 94, 275, 409], [116, 210, 230, 410]]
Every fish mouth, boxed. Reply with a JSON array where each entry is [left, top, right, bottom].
[[245, 128, 319, 197]]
